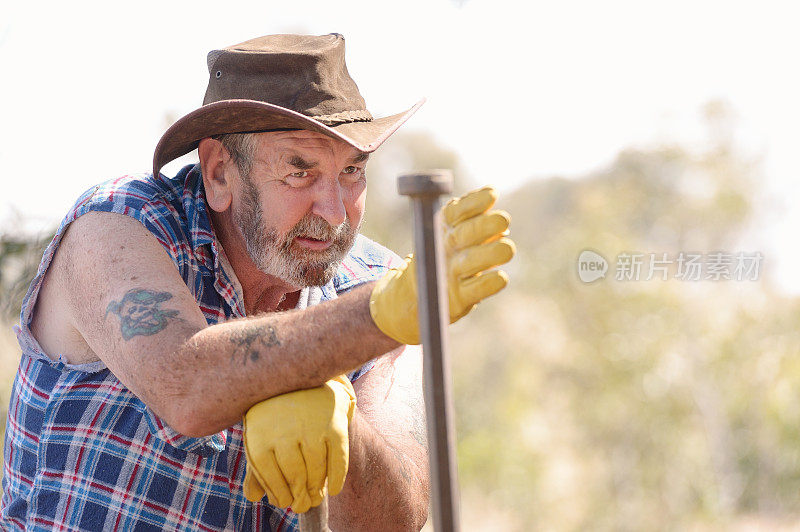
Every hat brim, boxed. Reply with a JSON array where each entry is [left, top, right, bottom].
[[153, 98, 425, 177]]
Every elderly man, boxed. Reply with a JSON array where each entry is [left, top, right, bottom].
[[1, 34, 513, 531]]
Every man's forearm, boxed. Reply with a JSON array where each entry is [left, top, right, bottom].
[[330, 409, 429, 531], [155, 283, 399, 436]]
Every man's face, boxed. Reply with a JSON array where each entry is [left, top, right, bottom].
[[231, 131, 368, 287]]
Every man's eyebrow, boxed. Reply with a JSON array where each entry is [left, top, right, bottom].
[[287, 155, 318, 170], [351, 153, 370, 164]]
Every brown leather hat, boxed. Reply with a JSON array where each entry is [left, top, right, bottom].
[[153, 33, 424, 177]]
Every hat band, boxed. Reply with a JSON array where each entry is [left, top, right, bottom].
[[310, 109, 373, 126]]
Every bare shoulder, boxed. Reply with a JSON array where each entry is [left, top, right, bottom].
[[30, 211, 137, 363], [32, 211, 207, 387]]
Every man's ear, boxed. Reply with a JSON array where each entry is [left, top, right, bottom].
[[198, 137, 234, 212]]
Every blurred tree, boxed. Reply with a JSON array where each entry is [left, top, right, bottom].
[[450, 102, 800, 530], [0, 229, 53, 320], [360, 130, 471, 255]]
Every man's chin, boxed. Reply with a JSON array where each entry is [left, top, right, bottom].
[[297, 260, 342, 287], [288, 243, 353, 285], [252, 236, 354, 287]]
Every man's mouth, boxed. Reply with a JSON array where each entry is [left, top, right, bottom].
[[294, 235, 333, 251]]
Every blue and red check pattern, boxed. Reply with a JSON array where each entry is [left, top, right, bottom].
[[2, 164, 402, 531]]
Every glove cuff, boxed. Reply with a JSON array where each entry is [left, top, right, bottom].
[[369, 258, 421, 345], [329, 375, 357, 421]]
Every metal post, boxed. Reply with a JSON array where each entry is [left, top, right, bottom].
[[297, 494, 330, 531], [398, 170, 460, 532]]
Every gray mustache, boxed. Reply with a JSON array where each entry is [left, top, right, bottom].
[[286, 215, 349, 242]]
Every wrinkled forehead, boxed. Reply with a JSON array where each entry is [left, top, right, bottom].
[[253, 130, 367, 163]]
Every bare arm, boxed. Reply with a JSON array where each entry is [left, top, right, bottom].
[[48, 211, 399, 436], [329, 344, 430, 531]]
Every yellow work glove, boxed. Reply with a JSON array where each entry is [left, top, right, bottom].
[[369, 186, 515, 345], [242, 375, 356, 513]]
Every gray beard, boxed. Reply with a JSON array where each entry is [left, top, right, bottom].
[[233, 176, 358, 287]]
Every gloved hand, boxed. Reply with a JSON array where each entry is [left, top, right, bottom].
[[242, 375, 357, 513], [370, 186, 515, 344]]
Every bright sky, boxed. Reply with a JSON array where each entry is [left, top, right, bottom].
[[2, 0, 799, 290]]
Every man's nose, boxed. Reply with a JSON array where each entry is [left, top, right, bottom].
[[311, 180, 347, 228]]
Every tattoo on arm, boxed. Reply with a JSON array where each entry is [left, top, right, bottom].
[[229, 324, 281, 364], [106, 288, 180, 341]]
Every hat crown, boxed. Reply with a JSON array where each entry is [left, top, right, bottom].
[[203, 33, 370, 121], [153, 33, 423, 179]]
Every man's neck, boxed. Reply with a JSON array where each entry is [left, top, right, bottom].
[[209, 209, 300, 315]]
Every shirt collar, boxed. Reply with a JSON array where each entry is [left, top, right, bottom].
[[176, 164, 247, 316], [180, 164, 216, 250]]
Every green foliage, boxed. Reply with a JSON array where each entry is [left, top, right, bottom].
[[0, 231, 52, 319], [449, 112, 800, 529]]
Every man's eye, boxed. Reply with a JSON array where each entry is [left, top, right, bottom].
[[342, 166, 359, 175], [289, 171, 308, 179]]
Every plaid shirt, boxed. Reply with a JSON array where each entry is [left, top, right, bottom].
[[2, 164, 401, 531]]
